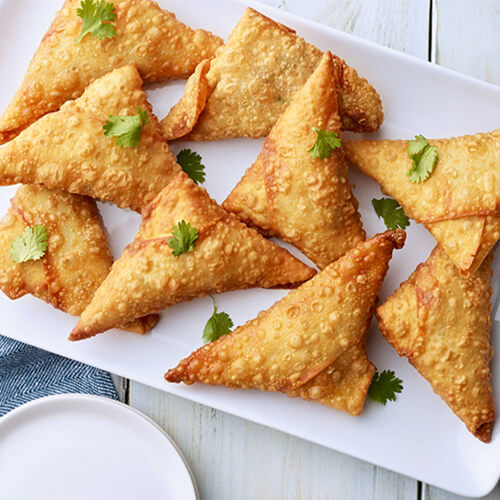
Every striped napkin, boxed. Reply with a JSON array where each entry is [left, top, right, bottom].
[[0, 336, 117, 416]]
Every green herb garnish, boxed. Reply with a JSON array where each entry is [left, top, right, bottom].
[[202, 296, 234, 343], [368, 370, 403, 405], [177, 149, 206, 185], [168, 220, 198, 257], [76, 0, 117, 44], [407, 134, 438, 183], [372, 197, 410, 231], [308, 127, 342, 160], [11, 225, 49, 263], [103, 107, 149, 148]]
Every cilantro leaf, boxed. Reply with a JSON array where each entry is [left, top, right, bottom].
[[407, 134, 438, 183], [168, 220, 198, 257], [372, 197, 410, 231], [76, 0, 117, 44], [103, 107, 149, 148], [177, 149, 206, 184], [203, 296, 234, 343], [308, 127, 342, 160], [11, 225, 49, 263], [368, 370, 403, 405], [407, 134, 428, 157]]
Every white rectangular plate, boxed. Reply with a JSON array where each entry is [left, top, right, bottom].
[[0, 0, 499, 496]]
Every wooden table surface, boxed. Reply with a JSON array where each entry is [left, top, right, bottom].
[[115, 1, 500, 498]]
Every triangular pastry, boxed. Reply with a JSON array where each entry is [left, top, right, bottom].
[[376, 246, 495, 442], [0, 0, 223, 144], [165, 230, 405, 414], [0, 65, 182, 211], [224, 52, 365, 269], [70, 172, 316, 340], [343, 132, 500, 273], [161, 7, 383, 141], [0, 185, 158, 335]]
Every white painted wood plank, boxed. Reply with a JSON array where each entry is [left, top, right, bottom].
[[433, 0, 500, 84], [130, 385, 416, 500], [424, 2, 500, 499], [259, 0, 430, 57], [129, 1, 430, 498], [110, 374, 128, 402]]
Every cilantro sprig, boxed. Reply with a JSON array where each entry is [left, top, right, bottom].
[[76, 0, 117, 44], [368, 370, 403, 405], [407, 135, 438, 183], [168, 220, 198, 257], [177, 149, 206, 185], [372, 197, 410, 231], [103, 107, 149, 148], [11, 225, 49, 263], [308, 127, 342, 160], [202, 296, 234, 343]]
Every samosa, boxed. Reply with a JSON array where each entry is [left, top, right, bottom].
[[0, 65, 182, 211], [377, 246, 495, 442], [70, 172, 316, 340], [224, 52, 365, 269], [344, 132, 500, 274], [0, 185, 158, 335], [0, 0, 223, 144], [161, 7, 383, 141], [165, 230, 406, 415]]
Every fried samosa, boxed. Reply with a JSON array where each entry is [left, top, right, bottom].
[[344, 132, 500, 274], [223, 52, 365, 269], [0, 0, 223, 144], [70, 172, 316, 340], [0, 185, 158, 335], [0, 65, 182, 211], [377, 246, 495, 442], [165, 230, 406, 415], [161, 7, 383, 141]]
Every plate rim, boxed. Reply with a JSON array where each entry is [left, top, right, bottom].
[[0, 393, 200, 500]]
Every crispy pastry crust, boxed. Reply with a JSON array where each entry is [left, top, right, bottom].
[[0, 185, 157, 334], [70, 172, 316, 340], [0, 65, 181, 211], [0, 0, 223, 143], [224, 52, 365, 269], [164, 230, 405, 415], [376, 246, 495, 442], [161, 7, 383, 141], [344, 132, 500, 273]]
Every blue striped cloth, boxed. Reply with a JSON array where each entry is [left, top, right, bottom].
[[0, 336, 117, 416]]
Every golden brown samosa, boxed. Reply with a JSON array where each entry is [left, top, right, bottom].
[[165, 230, 406, 415], [161, 7, 383, 141], [0, 65, 182, 211], [224, 52, 365, 269], [0, 185, 158, 334], [0, 0, 223, 144], [377, 246, 495, 442], [70, 172, 316, 341], [344, 132, 500, 274]]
